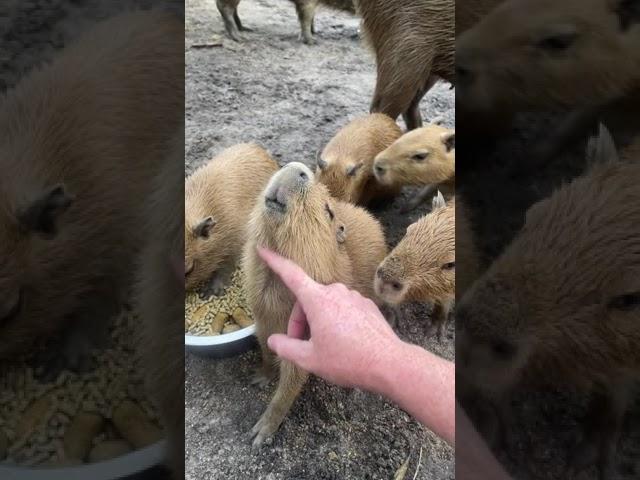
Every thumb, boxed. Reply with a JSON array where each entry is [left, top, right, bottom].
[[268, 334, 314, 369]]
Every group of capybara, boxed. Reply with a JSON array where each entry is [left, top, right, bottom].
[[185, 111, 458, 449]]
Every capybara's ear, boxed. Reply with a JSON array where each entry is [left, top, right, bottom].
[[316, 150, 327, 170], [346, 162, 364, 177], [324, 201, 335, 221], [432, 190, 446, 210], [586, 123, 619, 167], [441, 131, 455, 152], [194, 216, 216, 239], [19, 184, 74, 238]]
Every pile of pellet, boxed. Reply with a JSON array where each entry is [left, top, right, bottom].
[[185, 267, 254, 336], [0, 308, 163, 467]]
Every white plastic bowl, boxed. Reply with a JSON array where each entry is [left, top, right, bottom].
[[0, 441, 167, 480], [184, 324, 256, 358]]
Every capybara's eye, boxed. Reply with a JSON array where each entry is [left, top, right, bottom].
[[491, 339, 516, 360], [608, 293, 640, 311], [442, 262, 455, 270], [412, 152, 428, 162], [392, 282, 403, 291], [1, 289, 23, 327], [537, 32, 577, 52]]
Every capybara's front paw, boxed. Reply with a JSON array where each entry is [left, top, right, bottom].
[[250, 410, 280, 452]]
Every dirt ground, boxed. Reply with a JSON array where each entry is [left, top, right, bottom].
[[184, 0, 454, 479]]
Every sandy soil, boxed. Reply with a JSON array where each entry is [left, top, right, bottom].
[[184, 0, 455, 479]]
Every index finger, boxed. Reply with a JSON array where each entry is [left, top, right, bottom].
[[257, 247, 320, 305]]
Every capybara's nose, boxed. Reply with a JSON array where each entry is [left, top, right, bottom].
[[456, 63, 475, 87], [374, 165, 386, 176], [299, 170, 309, 181]]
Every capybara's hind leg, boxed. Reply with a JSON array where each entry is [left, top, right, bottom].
[[251, 360, 308, 450], [402, 77, 436, 130], [252, 332, 277, 388], [294, 0, 318, 44], [217, 0, 243, 41], [234, 8, 253, 31]]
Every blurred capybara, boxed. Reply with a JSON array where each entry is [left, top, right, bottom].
[[316, 113, 402, 206], [374, 123, 455, 211], [455, 197, 480, 301], [456, 0, 505, 34], [136, 130, 184, 480], [375, 192, 456, 339], [457, 125, 640, 476], [217, 0, 355, 43], [243, 162, 387, 449], [359, 0, 454, 130], [456, 0, 640, 115], [184, 144, 278, 293], [0, 11, 183, 365]]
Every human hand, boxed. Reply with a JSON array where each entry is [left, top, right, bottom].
[[257, 247, 402, 390]]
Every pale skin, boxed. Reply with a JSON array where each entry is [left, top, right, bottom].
[[257, 247, 513, 478]]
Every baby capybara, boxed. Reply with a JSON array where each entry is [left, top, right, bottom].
[[243, 162, 387, 449]]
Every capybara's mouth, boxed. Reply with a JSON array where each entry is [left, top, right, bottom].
[[265, 196, 287, 213]]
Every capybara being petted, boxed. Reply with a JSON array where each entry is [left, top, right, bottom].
[[243, 162, 387, 449]]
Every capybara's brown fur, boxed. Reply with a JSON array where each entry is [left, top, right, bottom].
[[457, 126, 640, 473], [375, 192, 456, 339], [455, 197, 481, 301], [136, 131, 184, 480], [316, 114, 402, 206], [456, 0, 640, 115], [0, 11, 183, 361], [374, 123, 455, 188], [185, 144, 278, 292], [456, 0, 505, 34], [243, 162, 387, 448], [217, 0, 355, 43], [359, 0, 454, 130]]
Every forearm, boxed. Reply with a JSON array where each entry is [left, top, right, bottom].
[[456, 403, 513, 480], [369, 341, 455, 445]]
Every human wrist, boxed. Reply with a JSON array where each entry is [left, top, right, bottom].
[[360, 335, 408, 395]]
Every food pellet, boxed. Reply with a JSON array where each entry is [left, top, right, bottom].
[[112, 400, 163, 449], [185, 267, 255, 335], [63, 412, 105, 461]]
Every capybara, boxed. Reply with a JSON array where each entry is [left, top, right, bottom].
[[316, 113, 402, 206], [217, 0, 355, 43], [455, 196, 480, 301], [0, 11, 183, 366], [375, 192, 455, 339], [456, 0, 505, 34], [243, 162, 387, 449], [456, 0, 640, 115], [184, 144, 278, 293], [374, 123, 455, 211], [457, 125, 640, 477], [359, 0, 454, 130], [136, 130, 184, 480]]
